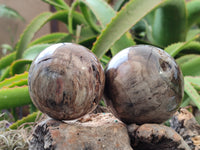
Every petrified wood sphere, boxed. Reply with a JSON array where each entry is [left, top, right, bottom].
[[104, 45, 184, 124], [28, 43, 105, 120]]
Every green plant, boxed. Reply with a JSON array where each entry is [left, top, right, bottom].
[[132, 0, 200, 123], [0, 4, 25, 57], [0, 0, 199, 131]]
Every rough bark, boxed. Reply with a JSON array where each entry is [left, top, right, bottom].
[[170, 108, 200, 150], [29, 108, 199, 150], [127, 123, 191, 150], [29, 113, 133, 150]]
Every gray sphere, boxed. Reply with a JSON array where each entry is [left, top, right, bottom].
[[104, 45, 184, 124], [28, 43, 105, 120]]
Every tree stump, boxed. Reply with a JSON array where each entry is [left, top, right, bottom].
[[29, 113, 133, 150], [29, 108, 198, 150], [127, 123, 191, 150]]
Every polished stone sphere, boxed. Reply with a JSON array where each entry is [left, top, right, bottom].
[[104, 45, 184, 124], [28, 43, 105, 120]]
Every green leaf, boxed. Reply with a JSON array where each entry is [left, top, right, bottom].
[[28, 33, 68, 47], [131, 19, 146, 35], [0, 52, 16, 70], [101, 55, 111, 65], [152, 0, 187, 47], [181, 41, 200, 53], [15, 11, 87, 59], [145, 9, 156, 27], [1, 44, 13, 52], [165, 42, 187, 57], [0, 67, 11, 82], [23, 44, 51, 60], [9, 111, 42, 130], [10, 59, 32, 75], [58, 26, 97, 45], [0, 5, 24, 21], [112, 0, 125, 11], [57, 34, 74, 43], [0, 86, 31, 110], [79, 36, 96, 49], [110, 33, 135, 56], [0, 72, 28, 89], [77, 26, 98, 43], [92, 0, 165, 58], [82, 0, 135, 56], [176, 54, 199, 65], [68, 1, 80, 34], [164, 35, 200, 57], [187, 0, 200, 28], [8, 79, 28, 88], [15, 12, 52, 59], [49, 10, 87, 25], [186, 29, 200, 41], [185, 76, 200, 91], [184, 77, 200, 110], [180, 55, 200, 76], [42, 0, 69, 10], [79, 2, 101, 33], [82, 0, 115, 27]]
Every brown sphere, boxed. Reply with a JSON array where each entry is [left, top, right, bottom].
[[28, 43, 105, 120], [104, 45, 184, 124]]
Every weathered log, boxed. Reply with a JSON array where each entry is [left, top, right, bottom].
[[127, 123, 191, 150], [29, 113, 133, 150], [170, 108, 200, 150]]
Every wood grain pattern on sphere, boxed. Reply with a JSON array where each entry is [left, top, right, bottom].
[[104, 45, 184, 124], [28, 43, 105, 120]]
